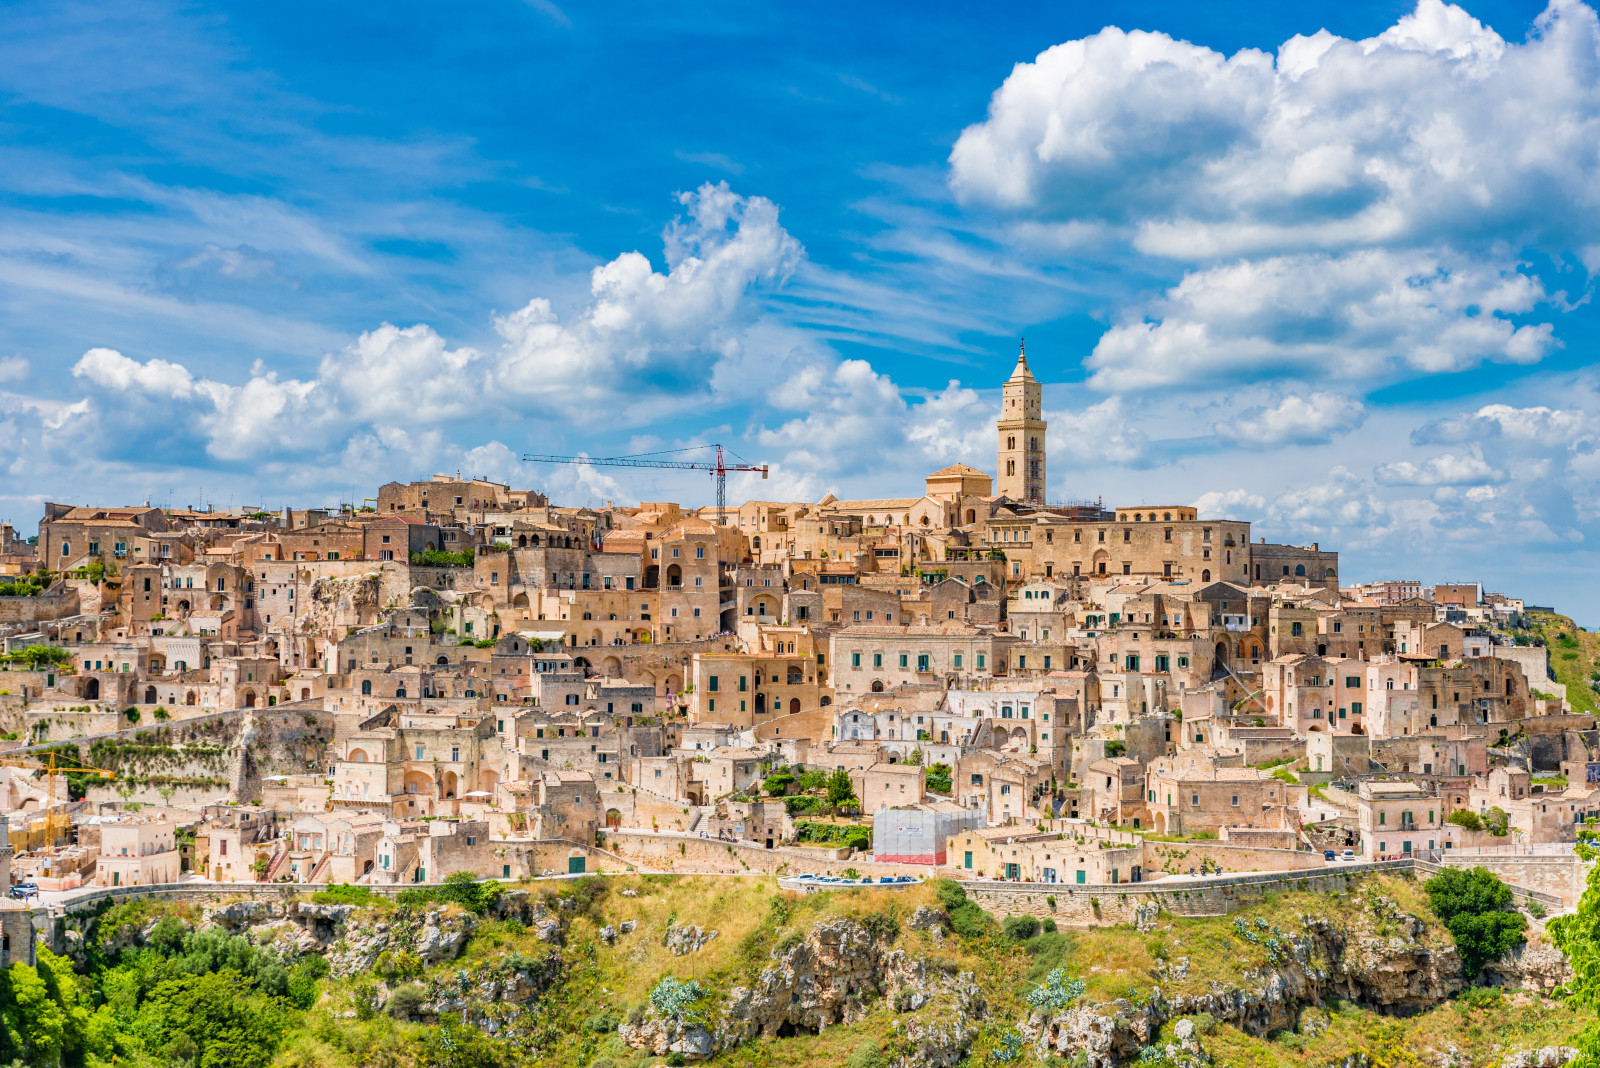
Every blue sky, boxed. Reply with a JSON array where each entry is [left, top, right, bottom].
[[2, 0, 1598, 619]]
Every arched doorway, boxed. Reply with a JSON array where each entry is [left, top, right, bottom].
[[870, 680, 885, 693], [1201, 569, 1211, 582], [300, 687, 311, 701], [144, 685, 157, 704], [185, 691, 197, 706], [755, 693, 766, 715], [441, 771, 458, 799], [790, 698, 800, 714], [605, 809, 622, 828], [241, 690, 256, 708], [86, 678, 99, 700]]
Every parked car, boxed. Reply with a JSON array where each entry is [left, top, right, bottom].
[[1323, 850, 1337, 861], [10, 883, 38, 899], [1341, 850, 1356, 861]]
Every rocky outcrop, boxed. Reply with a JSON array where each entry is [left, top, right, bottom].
[[1025, 899, 1463, 1068], [622, 918, 986, 1065], [1501, 1047, 1577, 1068], [665, 922, 718, 955], [1486, 932, 1574, 995]]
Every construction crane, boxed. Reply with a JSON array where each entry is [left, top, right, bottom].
[[0, 753, 115, 846], [521, 445, 768, 527]]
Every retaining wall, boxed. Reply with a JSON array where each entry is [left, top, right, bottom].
[[962, 861, 1412, 926]]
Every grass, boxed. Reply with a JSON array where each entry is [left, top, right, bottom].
[[1522, 612, 1600, 714], [102, 872, 1591, 1068], [1193, 988, 1589, 1067]]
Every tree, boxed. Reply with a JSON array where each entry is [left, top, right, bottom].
[[1425, 866, 1526, 976], [826, 768, 857, 812], [1447, 809, 1484, 832], [1549, 823, 1600, 1063]]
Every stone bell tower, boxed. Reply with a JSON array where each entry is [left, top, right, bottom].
[[996, 340, 1047, 502]]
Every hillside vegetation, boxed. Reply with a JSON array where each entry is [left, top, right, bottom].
[[0, 872, 1586, 1068], [1521, 611, 1600, 714]]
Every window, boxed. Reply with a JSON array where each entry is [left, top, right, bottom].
[[852, 653, 861, 668], [709, 675, 719, 692], [953, 653, 963, 669], [977, 653, 986, 669], [696, 546, 705, 559], [873, 653, 882, 667], [416, 745, 425, 760]]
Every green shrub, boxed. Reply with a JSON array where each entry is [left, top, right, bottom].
[[1041, 918, 1057, 933], [846, 1041, 887, 1068], [1447, 810, 1484, 832], [386, 983, 428, 1019], [312, 883, 374, 906], [1003, 915, 1041, 941], [585, 1009, 620, 1033]]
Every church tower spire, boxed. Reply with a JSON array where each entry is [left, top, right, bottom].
[[996, 338, 1047, 502]]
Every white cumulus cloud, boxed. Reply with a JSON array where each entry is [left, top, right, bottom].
[[1215, 391, 1366, 445], [1374, 452, 1505, 485], [1084, 249, 1554, 390]]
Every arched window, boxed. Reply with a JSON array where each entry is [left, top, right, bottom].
[[1295, 564, 1307, 576], [1201, 569, 1210, 582]]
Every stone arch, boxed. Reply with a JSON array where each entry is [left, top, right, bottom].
[[300, 687, 311, 701], [1295, 564, 1306, 576], [144, 685, 157, 704], [666, 673, 682, 694], [1351, 722, 1366, 735], [601, 655, 622, 676], [752, 536, 762, 550], [479, 769, 500, 795], [441, 770, 459, 799], [870, 680, 886, 693], [605, 808, 622, 828], [85, 678, 100, 700], [790, 698, 800, 714], [1202, 569, 1210, 582], [820, 696, 832, 706], [511, 592, 530, 608], [242, 689, 257, 708], [350, 748, 370, 763], [403, 770, 434, 797], [518, 534, 527, 548], [436, 655, 449, 666], [185, 691, 197, 706], [666, 564, 682, 587]]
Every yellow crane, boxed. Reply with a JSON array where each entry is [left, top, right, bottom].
[[0, 752, 115, 847]]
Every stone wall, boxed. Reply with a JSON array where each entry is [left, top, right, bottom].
[[1142, 840, 1325, 876], [963, 861, 1410, 926], [17, 704, 338, 806], [0, 584, 79, 625], [600, 829, 924, 878], [1431, 852, 1588, 907]]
